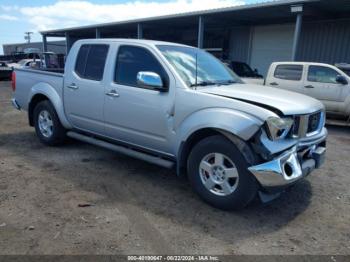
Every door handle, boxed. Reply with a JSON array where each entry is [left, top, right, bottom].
[[67, 83, 78, 90], [270, 82, 278, 86], [106, 90, 119, 97], [305, 85, 314, 88]]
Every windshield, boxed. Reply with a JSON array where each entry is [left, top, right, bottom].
[[157, 45, 240, 87]]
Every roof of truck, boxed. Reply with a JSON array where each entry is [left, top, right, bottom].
[[271, 61, 341, 67], [75, 38, 192, 48]]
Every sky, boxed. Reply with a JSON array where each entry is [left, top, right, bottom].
[[0, 0, 266, 54]]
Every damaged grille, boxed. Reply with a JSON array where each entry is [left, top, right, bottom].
[[292, 111, 324, 138]]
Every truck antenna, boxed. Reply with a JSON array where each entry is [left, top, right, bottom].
[[195, 52, 198, 90]]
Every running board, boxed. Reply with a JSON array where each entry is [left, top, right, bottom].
[[67, 131, 174, 169]]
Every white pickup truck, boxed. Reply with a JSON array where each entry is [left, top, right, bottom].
[[11, 39, 327, 210], [265, 62, 350, 119]]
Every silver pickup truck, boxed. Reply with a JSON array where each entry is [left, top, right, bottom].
[[11, 39, 327, 210]]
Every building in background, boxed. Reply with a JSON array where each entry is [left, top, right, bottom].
[[7, 0, 349, 76], [2, 40, 66, 56]]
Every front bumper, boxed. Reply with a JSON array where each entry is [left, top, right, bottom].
[[248, 129, 327, 189]]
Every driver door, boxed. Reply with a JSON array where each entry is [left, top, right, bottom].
[[304, 65, 348, 112], [103, 44, 176, 154]]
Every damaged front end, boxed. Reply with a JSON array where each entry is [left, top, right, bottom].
[[248, 111, 327, 195]]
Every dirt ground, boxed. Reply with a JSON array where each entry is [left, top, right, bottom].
[[0, 81, 349, 255]]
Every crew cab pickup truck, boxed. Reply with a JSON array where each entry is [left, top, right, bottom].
[[265, 62, 350, 119], [11, 39, 327, 210]]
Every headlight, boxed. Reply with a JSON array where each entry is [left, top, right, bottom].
[[265, 117, 294, 140]]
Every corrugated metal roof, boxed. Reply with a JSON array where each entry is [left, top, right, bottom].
[[41, 0, 313, 34]]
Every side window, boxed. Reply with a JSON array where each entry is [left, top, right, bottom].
[[274, 65, 303, 81], [75, 45, 89, 76], [74, 44, 109, 81], [308, 66, 339, 84], [115, 45, 168, 88]]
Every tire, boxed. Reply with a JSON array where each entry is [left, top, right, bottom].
[[33, 100, 66, 146], [187, 135, 258, 210]]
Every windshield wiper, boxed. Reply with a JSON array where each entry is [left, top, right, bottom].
[[217, 80, 236, 85], [190, 81, 218, 87], [190, 80, 236, 88]]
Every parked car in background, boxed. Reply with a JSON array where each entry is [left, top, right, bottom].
[[265, 62, 350, 119], [11, 39, 327, 210], [8, 59, 37, 69], [8, 52, 62, 71], [0, 61, 13, 80], [335, 63, 350, 77], [226, 61, 264, 85]]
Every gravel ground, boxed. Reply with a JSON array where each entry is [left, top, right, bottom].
[[0, 81, 349, 255]]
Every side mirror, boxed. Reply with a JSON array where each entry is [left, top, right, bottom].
[[137, 71, 167, 91], [254, 68, 258, 73], [336, 75, 348, 85]]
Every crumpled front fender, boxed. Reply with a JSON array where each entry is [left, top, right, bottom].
[[175, 108, 263, 155]]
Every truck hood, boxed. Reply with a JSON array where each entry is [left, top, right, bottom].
[[199, 84, 324, 116]]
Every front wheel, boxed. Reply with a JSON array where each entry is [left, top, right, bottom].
[[33, 100, 66, 146], [187, 135, 258, 210]]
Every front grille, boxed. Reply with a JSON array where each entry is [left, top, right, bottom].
[[292, 111, 323, 138], [292, 116, 300, 135]]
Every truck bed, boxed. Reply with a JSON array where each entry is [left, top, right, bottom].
[[14, 68, 64, 111]]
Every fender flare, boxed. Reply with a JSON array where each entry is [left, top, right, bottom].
[[28, 82, 72, 129], [175, 108, 263, 176]]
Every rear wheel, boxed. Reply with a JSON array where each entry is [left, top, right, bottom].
[[33, 100, 66, 146], [187, 135, 258, 210]]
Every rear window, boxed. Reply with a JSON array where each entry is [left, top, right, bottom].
[[274, 65, 303, 81], [75, 44, 109, 81]]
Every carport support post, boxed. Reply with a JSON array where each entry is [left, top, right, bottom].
[[291, 5, 303, 61], [137, 23, 143, 39], [42, 34, 49, 67], [96, 28, 101, 38], [42, 34, 47, 52], [65, 32, 72, 55], [197, 16, 204, 49]]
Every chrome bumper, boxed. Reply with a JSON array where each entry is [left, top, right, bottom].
[[249, 131, 327, 188], [11, 98, 21, 110]]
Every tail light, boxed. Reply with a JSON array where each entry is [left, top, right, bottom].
[[11, 71, 16, 92]]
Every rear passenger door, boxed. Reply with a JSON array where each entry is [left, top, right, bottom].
[[267, 64, 305, 94], [64, 44, 109, 134]]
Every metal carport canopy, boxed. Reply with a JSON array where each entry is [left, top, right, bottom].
[[40, 0, 350, 38]]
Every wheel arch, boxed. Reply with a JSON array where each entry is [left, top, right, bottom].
[[28, 94, 49, 126], [175, 108, 262, 177], [176, 127, 258, 178], [28, 83, 71, 129]]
